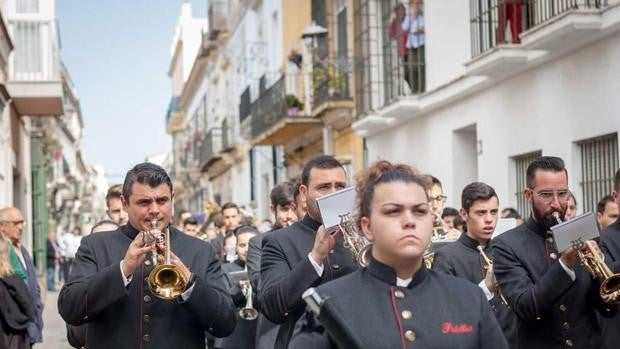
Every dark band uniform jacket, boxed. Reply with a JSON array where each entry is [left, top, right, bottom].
[[432, 233, 517, 347], [599, 218, 620, 349], [58, 224, 237, 349], [316, 258, 509, 349], [259, 215, 358, 349], [0, 274, 35, 349], [247, 232, 280, 349], [219, 259, 257, 349], [493, 217, 617, 349]]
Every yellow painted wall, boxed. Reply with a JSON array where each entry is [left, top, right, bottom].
[[334, 126, 364, 175], [281, 0, 311, 65]]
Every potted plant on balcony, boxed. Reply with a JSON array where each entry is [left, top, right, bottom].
[[285, 95, 304, 117], [311, 64, 348, 101]]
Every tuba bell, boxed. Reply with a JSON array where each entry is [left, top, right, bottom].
[[144, 218, 188, 300], [553, 212, 620, 304], [338, 213, 372, 267]]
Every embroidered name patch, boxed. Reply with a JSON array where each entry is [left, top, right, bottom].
[[441, 322, 473, 334]]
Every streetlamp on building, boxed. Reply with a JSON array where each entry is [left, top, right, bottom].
[[300, 21, 334, 155]]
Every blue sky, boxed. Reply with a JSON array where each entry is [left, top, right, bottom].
[[56, 1, 206, 183]]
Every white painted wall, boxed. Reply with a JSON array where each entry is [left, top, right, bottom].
[[366, 33, 620, 211], [424, 0, 470, 90]]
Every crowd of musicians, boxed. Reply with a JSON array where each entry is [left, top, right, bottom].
[[23, 154, 616, 349]]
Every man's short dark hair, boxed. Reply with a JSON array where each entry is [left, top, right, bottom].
[[270, 181, 296, 208], [301, 155, 344, 186], [441, 207, 459, 218], [105, 184, 123, 207], [597, 195, 615, 214], [502, 207, 522, 219], [183, 217, 198, 226], [526, 156, 567, 188], [430, 176, 442, 188], [122, 163, 172, 199], [234, 225, 259, 238], [221, 202, 239, 214], [461, 182, 498, 211], [615, 168, 620, 191], [293, 181, 302, 202]]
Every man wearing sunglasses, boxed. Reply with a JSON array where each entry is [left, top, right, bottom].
[[493, 156, 616, 349], [0, 207, 44, 346]]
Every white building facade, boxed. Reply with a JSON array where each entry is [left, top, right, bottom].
[[353, 1, 620, 216]]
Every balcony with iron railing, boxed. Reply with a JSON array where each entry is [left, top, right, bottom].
[[311, 57, 354, 117], [199, 127, 223, 171], [352, 0, 427, 122], [7, 17, 64, 115], [467, 0, 620, 76], [250, 73, 322, 145]]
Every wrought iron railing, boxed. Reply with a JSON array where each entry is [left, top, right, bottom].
[[251, 76, 287, 140], [353, 0, 426, 117], [199, 128, 222, 166], [312, 57, 352, 109], [470, 0, 610, 57], [239, 87, 252, 123]]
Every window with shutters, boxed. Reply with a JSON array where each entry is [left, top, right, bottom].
[[578, 133, 619, 213], [512, 151, 542, 219]]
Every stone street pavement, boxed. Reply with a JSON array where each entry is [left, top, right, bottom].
[[37, 289, 71, 349]]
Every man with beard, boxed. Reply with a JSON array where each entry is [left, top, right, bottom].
[[493, 156, 616, 349], [258, 155, 358, 349]]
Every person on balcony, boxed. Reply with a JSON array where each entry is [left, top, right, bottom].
[[388, 3, 407, 59], [497, 0, 523, 44], [402, 0, 425, 94]]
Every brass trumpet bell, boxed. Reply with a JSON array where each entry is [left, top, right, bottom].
[[148, 264, 188, 300], [145, 219, 188, 300]]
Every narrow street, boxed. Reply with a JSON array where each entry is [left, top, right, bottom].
[[39, 290, 71, 349]]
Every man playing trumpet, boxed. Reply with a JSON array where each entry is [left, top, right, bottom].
[[58, 163, 236, 349], [432, 182, 516, 347], [493, 156, 617, 349]]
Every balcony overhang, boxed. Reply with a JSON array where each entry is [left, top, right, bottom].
[[317, 100, 355, 130], [252, 117, 323, 146], [312, 99, 354, 118], [166, 111, 185, 134], [520, 10, 603, 51], [206, 154, 235, 180], [200, 154, 223, 173], [7, 80, 64, 116], [352, 114, 394, 137], [466, 46, 531, 78]]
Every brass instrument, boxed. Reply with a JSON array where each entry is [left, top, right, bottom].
[[423, 247, 435, 269], [338, 213, 372, 267], [432, 211, 448, 241], [553, 212, 620, 304], [239, 266, 258, 320], [144, 218, 188, 300], [477, 245, 509, 306]]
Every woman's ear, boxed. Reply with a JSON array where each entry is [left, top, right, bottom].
[[360, 216, 374, 242]]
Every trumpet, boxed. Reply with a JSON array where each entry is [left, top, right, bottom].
[[239, 267, 258, 320], [143, 218, 188, 300], [338, 213, 372, 267], [477, 245, 509, 306], [552, 212, 620, 304]]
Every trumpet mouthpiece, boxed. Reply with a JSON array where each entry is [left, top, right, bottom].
[[150, 218, 158, 228]]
